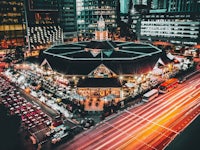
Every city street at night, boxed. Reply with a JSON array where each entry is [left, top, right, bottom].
[[56, 73, 200, 150], [0, 0, 200, 150]]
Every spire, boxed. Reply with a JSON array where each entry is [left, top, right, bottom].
[[97, 15, 105, 31], [95, 13, 108, 41]]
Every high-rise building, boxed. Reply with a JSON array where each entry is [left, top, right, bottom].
[[76, 0, 118, 38], [133, 0, 152, 12], [58, 0, 77, 42], [150, 0, 167, 12], [140, 13, 200, 44], [0, 0, 25, 50], [24, 0, 62, 50], [168, 0, 200, 13], [120, 0, 129, 14], [134, 0, 148, 5], [134, 0, 200, 45]]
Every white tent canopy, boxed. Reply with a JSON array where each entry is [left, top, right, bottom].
[[167, 53, 175, 60], [125, 82, 135, 88], [151, 68, 163, 75], [100, 94, 116, 101], [71, 93, 86, 101], [153, 58, 165, 69]]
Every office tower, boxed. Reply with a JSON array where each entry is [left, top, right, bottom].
[[58, 0, 77, 42], [133, 0, 148, 5], [137, 0, 200, 45], [24, 0, 62, 50], [168, 0, 200, 13], [0, 0, 25, 50], [133, 0, 152, 13], [151, 0, 167, 10], [120, 0, 129, 14], [76, 0, 118, 38]]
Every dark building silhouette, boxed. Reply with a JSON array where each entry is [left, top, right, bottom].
[[58, 0, 77, 42]]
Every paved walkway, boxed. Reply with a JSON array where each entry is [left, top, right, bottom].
[[19, 88, 59, 119]]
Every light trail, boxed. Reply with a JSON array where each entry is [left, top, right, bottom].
[[95, 84, 200, 149], [82, 88, 199, 150], [117, 88, 200, 150], [60, 74, 200, 150]]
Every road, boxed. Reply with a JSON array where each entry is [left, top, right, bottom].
[[55, 73, 200, 150]]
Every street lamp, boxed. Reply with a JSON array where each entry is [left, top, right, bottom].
[[119, 75, 123, 80]]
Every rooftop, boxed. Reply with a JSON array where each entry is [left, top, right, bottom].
[[42, 40, 166, 76], [44, 41, 161, 61]]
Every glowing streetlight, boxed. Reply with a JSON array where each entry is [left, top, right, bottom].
[[73, 76, 76, 80], [134, 75, 138, 80], [119, 75, 123, 80], [137, 77, 142, 83]]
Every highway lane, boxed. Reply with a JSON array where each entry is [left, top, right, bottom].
[[117, 82, 199, 149], [96, 89, 200, 150], [129, 91, 200, 150], [84, 82, 200, 149], [56, 73, 200, 150], [116, 83, 199, 149]]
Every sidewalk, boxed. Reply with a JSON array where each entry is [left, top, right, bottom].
[[19, 88, 59, 119]]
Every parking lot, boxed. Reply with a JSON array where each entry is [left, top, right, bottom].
[[0, 75, 52, 144]]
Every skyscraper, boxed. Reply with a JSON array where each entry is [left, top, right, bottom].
[[0, 0, 25, 50], [136, 0, 200, 45], [168, 0, 200, 12], [120, 0, 129, 14], [24, 0, 62, 50], [76, 0, 118, 38], [151, 0, 167, 11], [58, 0, 77, 42]]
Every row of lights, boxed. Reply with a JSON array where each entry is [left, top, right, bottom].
[[118, 71, 152, 82]]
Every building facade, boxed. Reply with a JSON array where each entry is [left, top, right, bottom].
[[167, 0, 200, 13], [140, 13, 200, 45], [24, 0, 62, 50], [120, 0, 129, 14], [58, 0, 77, 42], [133, 0, 200, 45], [76, 0, 118, 38], [0, 0, 25, 50]]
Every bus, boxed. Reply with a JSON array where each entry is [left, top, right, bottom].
[[142, 89, 159, 102], [159, 78, 179, 93]]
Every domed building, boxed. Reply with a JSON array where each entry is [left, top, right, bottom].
[[42, 16, 169, 111]]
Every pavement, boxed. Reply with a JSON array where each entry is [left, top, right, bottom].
[[18, 88, 59, 119]]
